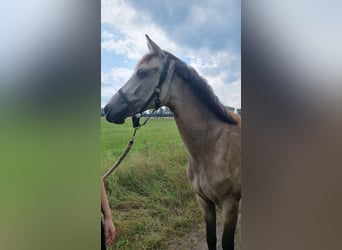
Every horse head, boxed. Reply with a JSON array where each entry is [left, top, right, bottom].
[[104, 35, 173, 124]]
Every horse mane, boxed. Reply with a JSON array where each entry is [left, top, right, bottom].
[[165, 52, 239, 125]]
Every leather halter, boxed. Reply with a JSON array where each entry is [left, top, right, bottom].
[[118, 56, 172, 127]]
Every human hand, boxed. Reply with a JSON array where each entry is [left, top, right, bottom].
[[103, 217, 116, 246]]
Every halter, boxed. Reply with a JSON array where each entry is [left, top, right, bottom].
[[118, 56, 172, 128]]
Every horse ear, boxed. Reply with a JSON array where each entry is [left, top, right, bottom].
[[145, 34, 165, 57]]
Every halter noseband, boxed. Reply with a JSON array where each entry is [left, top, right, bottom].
[[118, 56, 172, 128]]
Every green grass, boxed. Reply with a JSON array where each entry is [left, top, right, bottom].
[[101, 117, 203, 249]]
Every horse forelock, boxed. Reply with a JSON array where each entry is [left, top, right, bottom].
[[165, 52, 239, 125]]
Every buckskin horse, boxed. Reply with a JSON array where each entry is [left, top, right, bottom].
[[104, 35, 241, 250]]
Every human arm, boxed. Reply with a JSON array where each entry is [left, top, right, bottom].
[[101, 178, 116, 246]]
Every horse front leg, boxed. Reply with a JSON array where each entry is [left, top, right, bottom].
[[197, 195, 217, 250], [221, 198, 239, 250]]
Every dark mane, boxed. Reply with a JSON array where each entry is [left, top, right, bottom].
[[165, 52, 238, 125]]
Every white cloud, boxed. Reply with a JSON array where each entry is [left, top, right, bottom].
[[101, 0, 178, 57], [101, 31, 147, 59], [101, 30, 114, 40], [205, 73, 241, 109], [101, 67, 133, 97]]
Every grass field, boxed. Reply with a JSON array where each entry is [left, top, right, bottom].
[[101, 117, 203, 249]]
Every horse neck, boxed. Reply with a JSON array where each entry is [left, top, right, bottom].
[[166, 75, 218, 156]]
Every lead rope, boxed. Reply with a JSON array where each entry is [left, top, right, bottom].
[[102, 110, 156, 180]]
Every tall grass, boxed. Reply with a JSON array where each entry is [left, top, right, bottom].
[[101, 118, 203, 249]]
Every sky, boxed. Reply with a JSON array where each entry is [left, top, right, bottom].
[[101, 0, 241, 109]]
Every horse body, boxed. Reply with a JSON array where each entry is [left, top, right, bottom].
[[168, 73, 241, 250], [104, 35, 240, 250], [167, 72, 241, 199]]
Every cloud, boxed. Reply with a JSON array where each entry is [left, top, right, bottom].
[[101, 31, 145, 59], [101, 30, 114, 40], [124, 0, 240, 52], [101, 67, 132, 98], [207, 76, 241, 109], [188, 49, 240, 82], [101, 0, 178, 54]]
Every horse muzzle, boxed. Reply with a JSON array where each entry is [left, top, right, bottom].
[[104, 104, 129, 124]]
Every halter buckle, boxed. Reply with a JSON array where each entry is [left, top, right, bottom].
[[132, 114, 141, 128]]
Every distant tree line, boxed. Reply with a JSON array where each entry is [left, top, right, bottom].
[[101, 106, 240, 117]]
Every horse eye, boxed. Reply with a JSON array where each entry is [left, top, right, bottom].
[[137, 69, 147, 77]]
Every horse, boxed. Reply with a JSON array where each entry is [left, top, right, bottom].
[[104, 35, 241, 250]]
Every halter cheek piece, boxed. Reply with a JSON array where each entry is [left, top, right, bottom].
[[118, 56, 172, 128]]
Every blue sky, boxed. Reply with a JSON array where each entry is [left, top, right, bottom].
[[101, 0, 241, 109]]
